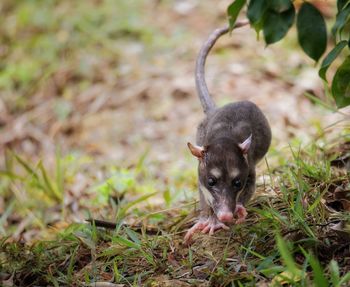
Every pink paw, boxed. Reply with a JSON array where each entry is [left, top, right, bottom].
[[201, 216, 229, 235], [184, 219, 208, 244], [184, 216, 229, 244], [235, 204, 247, 224]]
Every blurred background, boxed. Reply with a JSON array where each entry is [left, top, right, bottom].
[[0, 0, 346, 242]]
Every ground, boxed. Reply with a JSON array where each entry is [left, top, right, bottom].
[[0, 0, 350, 286]]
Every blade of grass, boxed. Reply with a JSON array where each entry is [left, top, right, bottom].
[[329, 259, 340, 287], [55, 147, 64, 195], [338, 272, 350, 286], [39, 161, 62, 202], [304, 92, 338, 112], [117, 191, 158, 220], [0, 170, 25, 181], [67, 245, 79, 283], [307, 187, 328, 213], [13, 153, 40, 181], [241, 245, 266, 260], [135, 148, 149, 173], [300, 247, 328, 287], [276, 234, 299, 275], [124, 227, 141, 245], [0, 200, 15, 235], [309, 253, 328, 287], [113, 235, 141, 249], [291, 209, 316, 239]]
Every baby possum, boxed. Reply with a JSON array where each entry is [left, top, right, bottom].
[[185, 20, 272, 243]]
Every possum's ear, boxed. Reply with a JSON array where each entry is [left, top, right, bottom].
[[187, 142, 205, 158], [238, 134, 252, 154]]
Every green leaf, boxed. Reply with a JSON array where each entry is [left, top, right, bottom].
[[227, 0, 247, 31], [332, 4, 350, 37], [252, 18, 265, 38], [270, 0, 293, 13], [319, 40, 348, 82], [247, 0, 270, 35], [297, 3, 327, 62], [247, 0, 269, 25], [263, 6, 295, 44], [331, 56, 350, 108]]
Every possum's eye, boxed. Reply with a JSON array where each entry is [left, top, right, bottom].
[[208, 177, 217, 187], [232, 178, 242, 189]]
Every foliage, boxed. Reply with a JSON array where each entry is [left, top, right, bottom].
[[227, 0, 350, 108]]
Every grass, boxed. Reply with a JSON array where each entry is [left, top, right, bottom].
[[1, 136, 350, 286]]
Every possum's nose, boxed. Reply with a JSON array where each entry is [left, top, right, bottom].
[[217, 211, 233, 222]]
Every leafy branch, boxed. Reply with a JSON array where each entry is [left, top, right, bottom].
[[228, 0, 350, 108]]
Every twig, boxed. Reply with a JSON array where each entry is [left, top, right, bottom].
[[86, 218, 117, 229]]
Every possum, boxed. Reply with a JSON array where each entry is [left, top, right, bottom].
[[185, 20, 272, 243]]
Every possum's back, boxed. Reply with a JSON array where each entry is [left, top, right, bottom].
[[200, 101, 271, 163]]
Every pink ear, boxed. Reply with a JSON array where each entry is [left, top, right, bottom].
[[187, 142, 205, 158], [238, 134, 252, 154]]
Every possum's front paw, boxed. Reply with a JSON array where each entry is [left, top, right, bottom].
[[184, 218, 208, 244], [201, 215, 229, 235], [234, 204, 247, 224], [184, 215, 229, 244]]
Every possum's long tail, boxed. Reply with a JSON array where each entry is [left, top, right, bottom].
[[195, 20, 249, 115]]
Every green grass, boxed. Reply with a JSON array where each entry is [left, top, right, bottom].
[[1, 138, 350, 286]]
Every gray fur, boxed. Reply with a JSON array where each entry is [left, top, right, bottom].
[[193, 22, 271, 220]]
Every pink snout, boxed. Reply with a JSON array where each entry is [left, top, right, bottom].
[[217, 211, 234, 223]]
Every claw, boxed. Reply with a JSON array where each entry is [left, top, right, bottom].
[[184, 219, 208, 244], [203, 219, 229, 235], [201, 220, 211, 234]]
